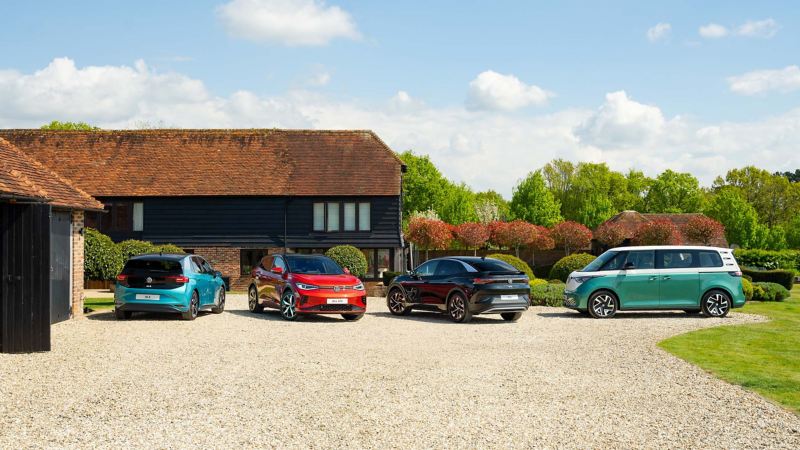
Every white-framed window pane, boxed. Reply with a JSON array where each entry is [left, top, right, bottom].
[[133, 202, 144, 231], [327, 202, 340, 231], [344, 203, 356, 231], [359, 202, 371, 231], [313, 203, 325, 231]]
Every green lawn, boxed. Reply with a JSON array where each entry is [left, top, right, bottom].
[[660, 286, 800, 414], [84, 297, 114, 310]]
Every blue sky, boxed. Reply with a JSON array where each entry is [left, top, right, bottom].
[[1, 1, 799, 196]]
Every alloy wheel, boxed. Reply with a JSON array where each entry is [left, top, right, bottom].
[[705, 293, 730, 317], [190, 293, 199, 318], [449, 295, 466, 321], [591, 294, 616, 318], [248, 288, 258, 311], [388, 290, 406, 314], [281, 292, 297, 319], [218, 290, 226, 308]]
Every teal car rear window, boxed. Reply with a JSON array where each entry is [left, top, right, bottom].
[[122, 259, 183, 275]]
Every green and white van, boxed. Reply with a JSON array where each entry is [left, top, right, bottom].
[[563, 246, 746, 319]]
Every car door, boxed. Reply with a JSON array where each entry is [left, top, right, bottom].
[[427, 260, 464, 305], [269, 255, 288, 303], [614, 250, 659, 309], [192, 256, 212, 304], [200, 259, 221, 305], [657, 249, 701, 308], [402, 260, 438, 304], [187, 257, 207, 302], [254, 256, 273, 301]]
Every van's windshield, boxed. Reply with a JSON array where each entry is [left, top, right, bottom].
[[581, 251, 619, 272]]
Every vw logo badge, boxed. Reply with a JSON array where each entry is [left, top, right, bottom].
[[146, 277, 153, 283], [508, 279, 513, 284], [334, 286, 341, 292]]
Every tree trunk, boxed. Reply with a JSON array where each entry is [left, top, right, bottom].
[[515, 246, 520, 258], [473, 248, 477, 257], [425, 248, 429, 261]]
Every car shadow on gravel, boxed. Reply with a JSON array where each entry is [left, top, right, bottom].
[[370, 311, 509, 324], [226, 309, 344, 322], [86, 311, 211, 321], [537, 311, 708, 319]]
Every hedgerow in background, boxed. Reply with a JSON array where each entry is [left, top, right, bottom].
[[594, 221, 627, 248], [734, 249, 800, 271], [84, 228, 123, 281], [632, 219, 681, 246], [453, 222, 490, 256], [487, 254, 534, 280], [741, 278, 754, 301], [549, 253, 596, 282], [681, 215, 725, 245], [156, 243, 185, 254], [529, 284, 565, 307], [325, 245, 368, 279], [529, 225, 555, 267], [406, 217, 453, 260], [551, 221, 592, 256], [741, 269, 795, 290], [118, 239, 158, 262], [751, 282, 790, 302], [490, 220, 537, 258]]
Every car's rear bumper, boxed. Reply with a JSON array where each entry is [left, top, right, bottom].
[[114, 284, 191, 312], [115, 303, 189, 313], [469, 293, 529, 315]]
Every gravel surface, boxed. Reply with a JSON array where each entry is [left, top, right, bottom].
[[1, 294, 798, 449]]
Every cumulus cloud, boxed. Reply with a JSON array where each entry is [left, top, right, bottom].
[[699, 23, 728, 39], [216, 0, 360, 46], [646, 23, 671, 42], [737, 18, 780, 38], [728, 65, 800, 95], [466, 70, 553, 111], [1, 58, 799, 197]]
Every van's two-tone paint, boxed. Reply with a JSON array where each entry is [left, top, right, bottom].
[[563, 246, 745, 319]]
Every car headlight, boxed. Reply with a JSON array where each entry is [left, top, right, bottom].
[[571, 275, 600, 285], [295, 282, 319, 290], [353, 282, 365, 291]]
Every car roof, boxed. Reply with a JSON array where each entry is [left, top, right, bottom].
[[282, 254, 331, 259], [128, 253, 188, 262], [607, 245, 732, 252], [429, 256, 504, 263]]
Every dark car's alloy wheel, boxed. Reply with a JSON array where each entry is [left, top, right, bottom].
[[588, 291, 617, 319], [280, 291, 298, 321], [387, 289, 412, 316], [248, 286, 263, 313], [182, 291, 199, 321], [212, 288, 225, 314], [702, 290, 731, 318], [448, 293, 472, 323]]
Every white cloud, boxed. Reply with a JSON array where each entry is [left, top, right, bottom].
[[646, 23, 671, 42], [1, 58, 800, 197], [466, 70, 553, 111], [728, 65, 800, 95], [737, 18, 780, 38], [216, 0, 360, 46], [699, 23, 728, 39]]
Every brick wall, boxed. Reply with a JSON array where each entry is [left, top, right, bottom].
[[71, 210, 85, 318], [191, 247, 245, 289]]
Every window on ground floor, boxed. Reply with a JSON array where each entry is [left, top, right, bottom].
[[240, 249, 269, 276]]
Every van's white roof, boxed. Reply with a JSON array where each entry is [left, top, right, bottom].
[[607, 245, 732, 252]]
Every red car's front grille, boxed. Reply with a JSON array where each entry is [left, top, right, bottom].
[[308, 304, 365, 312]]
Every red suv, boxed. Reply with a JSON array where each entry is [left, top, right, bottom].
[[247, 254, 367, 321]]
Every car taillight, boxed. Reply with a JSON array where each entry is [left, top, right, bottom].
[[729, 271, 742, 277], [116, 274, 128, 286], [167, 275, 189, 284], [473, 278, 495, 284]]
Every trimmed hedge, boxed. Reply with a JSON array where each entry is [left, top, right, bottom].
[[530, 283, 565, 307], [549, 253, 596, 282], [85, 228, 123, 281], [734, 249, 800, 271], [752, 282, 790, 302], [118, 239, 158, 262], [325, 245, 368, 278], [741, 277, 754, 301], [529, 278, 548, 288], [742, 269, 794, 290], [486, 253, 535, 280], [156, 243, 185, 254]]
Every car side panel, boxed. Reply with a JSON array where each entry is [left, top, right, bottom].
[[613, 270, 660, 309], [700, 272, 746, 307], [658, 269, 701, 308]]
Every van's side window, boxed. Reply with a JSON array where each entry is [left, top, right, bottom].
[[658, 250, 695, 269], [625, 251, 655, 269], [698, 251, 723, 268]]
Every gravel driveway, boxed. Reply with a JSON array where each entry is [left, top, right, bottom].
[[1, 294, 798, 448]]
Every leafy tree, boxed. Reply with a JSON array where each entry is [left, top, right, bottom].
[[786, 216, 800, 249], [764, 226, 788, 251], [398, 151, 448, 220], [491, 220, 537, 258], [680, 216, 725, 246], [716, 166, 799, 227], [644, 170, 704, 213], [777, 169, 800, 183], [529, 224, 555, 266], [632, 220, 682, 246], [551, 221, 592, 255], [438, 182, 477, 224], [594, 222, 627, 248], [510, 171, 562, 226], [705, 187, 765, 248], [542, 159, 575, 212], [454, 222, 490, 255], [474, 190, 510, 221], [41, 120, 99, 130], [406, 217, 453, 260], [474, 199, 499, 224]]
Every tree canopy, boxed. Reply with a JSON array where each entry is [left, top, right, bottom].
[[40, 121, 100, 130]]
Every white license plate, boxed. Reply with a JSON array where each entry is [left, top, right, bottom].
[[135, 294, 160, 301], [327, 298, 348, 304], [500, 294, 518, 300]]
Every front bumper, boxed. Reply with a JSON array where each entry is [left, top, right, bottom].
[[563, 290, 586, 310], [470, 293, 530, 314], [296, 291, 367, 314]]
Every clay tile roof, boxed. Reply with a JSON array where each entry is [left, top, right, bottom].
[[0, 137, 104, 211], [0, 129, 404, 197]]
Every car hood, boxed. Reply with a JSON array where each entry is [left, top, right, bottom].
[[291, 273, 361, 286]]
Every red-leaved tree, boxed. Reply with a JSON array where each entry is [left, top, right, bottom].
[[406, 217, 453, 260], [491, 220, 537, 257], [551, 221, 593, 255], [632, 219, 682, 246], [680, 216, 725, 245], [594, 222, 627, 248], [454, 222, 490, 256], [529, 225, 555, 266]]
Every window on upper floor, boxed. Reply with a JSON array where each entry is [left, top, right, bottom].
[[327, 202, 340, 231], [312, 201, 371, 232]]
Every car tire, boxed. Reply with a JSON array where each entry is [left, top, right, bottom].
[[588, 290, 618, 319], [114, 308, 132, 320], [211, 288, 225, 314], [182, 291, 199, 321], [341, 314, 363, 321], [387, 288, 412, 316], [501, 312, 523, 322], [280, 290, 299, 321], [701, 290, 731, 318], [248, 286, 264, 313], [447, 292, 472, 323]]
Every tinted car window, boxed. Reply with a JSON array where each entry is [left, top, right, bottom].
[[583, 251, 619, 272], [415, 260, 439, 276], [201, 259, 214, 273], [188, 257, 203, 273], [122, 259, 183, 275], [259, 256, 272, 270], [600, 252, 628, 271], [285, 255, 344, 275], [435, 260, 464, 276], [273, 256, 287, 271], [658, 250, 695, 269], [467, 259, 518, 273], [698, 251, 723, 268], [625, 251, 655, 269]]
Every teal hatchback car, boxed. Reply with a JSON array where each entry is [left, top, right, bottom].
[[564, 246, 745, 319], [114, 254, 226, 320]]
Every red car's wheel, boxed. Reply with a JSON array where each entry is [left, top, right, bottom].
[[280, 290, 299, 321]]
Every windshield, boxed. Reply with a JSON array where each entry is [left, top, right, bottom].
[[286, 255, 345, 275], [581, 251, 619, 272], [122, 259, 183, 275]]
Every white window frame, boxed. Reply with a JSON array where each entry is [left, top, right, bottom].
[[133, 202, 144, 231]]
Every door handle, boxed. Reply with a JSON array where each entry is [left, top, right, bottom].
[[649, 276, 658, 281], [663, 276, 671, 280]]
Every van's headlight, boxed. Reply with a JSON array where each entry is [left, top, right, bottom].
[[295, 282, 319, 290], [571, 275, 600, 285], [353, 282, 365, 291]]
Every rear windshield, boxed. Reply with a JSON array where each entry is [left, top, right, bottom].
[[122, 259, 183, 275], [286, 256, 344, 275], [467, 259, 519, 273]]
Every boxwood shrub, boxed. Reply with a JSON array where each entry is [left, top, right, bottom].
[[741, 269, 794, 290], [741, 277, 754, 301], [486, 253, 534, 280], [325, 245, 368, 278], [84, 228, 123, 281], [752, 282, 790, 302], [530, 283, 565, 307], [549, 253, 596, 282], [118, 239, 158, 262], [734, 249, 800, 271]]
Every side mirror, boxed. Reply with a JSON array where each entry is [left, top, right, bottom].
[[270, 266, 284, 275], [343, 267, 351, 274], [622, 262, 635, 270], [214, 271, 222, 278]]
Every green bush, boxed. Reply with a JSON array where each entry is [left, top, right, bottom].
[[549, 253, 596, 282], [752, 282, 790, 302], [530, 283, 565, 307], [118, 239, 158, 262], [742, 269, 795, 290], [548, 279, 565, 284], [486, 253, 534, 279], [84, 228, 123, 280], [155, 243, 185, 254], [382, 270, 402, 285], [325, 245, 368, 278], [741, 277, 754, 301], [734, 249, 800, 271], [529, 279, 548, 288]]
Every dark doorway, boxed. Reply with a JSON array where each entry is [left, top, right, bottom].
[[50, 210, 71, 324]]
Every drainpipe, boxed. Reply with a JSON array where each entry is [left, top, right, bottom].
[[283, 198, 288, 255]]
